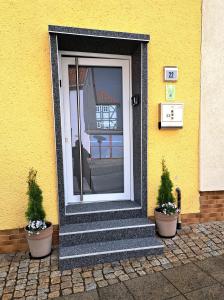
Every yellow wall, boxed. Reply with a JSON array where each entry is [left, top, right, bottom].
[[0, 0, 201, 229]]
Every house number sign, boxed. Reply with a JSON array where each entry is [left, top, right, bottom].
[[164, 66, 178, 82]]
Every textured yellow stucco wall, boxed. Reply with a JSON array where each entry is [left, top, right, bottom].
[[0, 0, 201, 229]]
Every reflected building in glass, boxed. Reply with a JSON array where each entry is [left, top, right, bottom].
[[68, 65, 124, 195]]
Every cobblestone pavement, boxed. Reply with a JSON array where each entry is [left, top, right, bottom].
[[0, 221, 224, 300]]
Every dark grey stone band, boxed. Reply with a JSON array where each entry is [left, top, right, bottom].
[[49, 26, 149, 224], [48, 25, 150, 42]]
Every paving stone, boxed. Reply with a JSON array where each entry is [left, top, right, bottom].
[[85, 277, 95, 284], [73, 285, 85, 293], [15, 284, 26, 290], [39, 277, 49, 284], [37, 287, 49, 294], [97, 280, 108, 287], [26, 284, 37, 291], [28, 273, 38, 280], [61, 275, 71, 282], [153, 266, 163, 272], [114, 270, 124, 277], [123, 266, 134, 274], [85, 282, 96, 291], [39, 267, 49, 273], [103, 267, 114, 275], [125, 271, 180, 299], [93, 264, 103, 270], [2, 294, 13, 300], [107, 278, 119, 285], [159, 258, 169, 264], [38, 282, 48, 289], [0, 272, 7, 278], [14, 289, 25, 297], [93, 270, 102, 277], [27, 279, 37, 285], [62, 288, 72, 295], [51, 276, 61, 284], [131, 261, 141, 268], [50, 271, 61, 278], [162, 263, 216, 294], [103, 263, 112, 268], [29, 267, 39, 274], [119, 274, 129, 281], [0, 268, 9, 274], [39, 271, 50, 278], [184, 283, 224, 300], [48, 290, 60, 298], [113, 267, 122, 273], [38, 294, 47, 300], [98, 282, 134, 300], [3, 286, 14, 293], [194, 255, 224, 284], [72, 276, 84, 283], [61, 281, 72, 289], [18, 268, 28, 274], [26, 296, 37, 300], [5, 280, 15, 287], [62, 270, 72, 276], [25, 290, 36, 296], [72, 272, 82, 278], [7, 273, 17, 280], [66, 290, 99, 299], [136, 270, 146, 276], [82, 271, 92, 278], [151, 259, 161, 266], [163, 263, 173, 269], [128, 272, 138, 279], [145, 267, 154, 274], [50, 284, 60, 292], [104, 273, 116, 280], [73, 282, 84, 288], [94, 275, 104, 282]]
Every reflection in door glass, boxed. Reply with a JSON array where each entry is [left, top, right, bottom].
[[68, 65, 81, 195], [68, 66, 124, 195]]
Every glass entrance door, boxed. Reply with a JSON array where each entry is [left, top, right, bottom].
[[61, 56, 132, 203]]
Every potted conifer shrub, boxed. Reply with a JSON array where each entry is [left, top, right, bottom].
[[25, 169, 53, 258], [155, 159, 179, 238]]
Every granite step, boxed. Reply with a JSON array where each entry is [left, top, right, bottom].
[[60, 218, 156, 246], [59, 237, 164, 270], [64, 200, 143, 224]]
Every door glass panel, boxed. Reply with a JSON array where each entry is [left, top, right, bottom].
[[68, 65, 124, 196], [68, 65, 81, 195]]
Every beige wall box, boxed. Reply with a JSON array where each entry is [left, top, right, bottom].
[[164, 66, 178, 81], [159, 103, 183, 129]]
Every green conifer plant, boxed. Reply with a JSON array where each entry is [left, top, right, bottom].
[[157, 159, 178, 215], [26, 169, 47, 234]]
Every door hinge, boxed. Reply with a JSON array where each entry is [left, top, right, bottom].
[[59, 79, 62, 87]]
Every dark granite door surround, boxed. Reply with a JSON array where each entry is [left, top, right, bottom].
[[49, 25, 149, 224]]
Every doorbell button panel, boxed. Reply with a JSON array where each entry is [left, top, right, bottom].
[[159, 103, 184, 129]]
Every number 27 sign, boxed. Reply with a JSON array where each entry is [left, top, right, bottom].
[[164, 66, 178, 82]]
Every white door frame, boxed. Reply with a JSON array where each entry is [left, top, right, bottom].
[[59, 52, 133, 204]]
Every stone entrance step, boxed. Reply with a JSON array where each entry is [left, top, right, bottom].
[[59, 237, 164, 270], [64, 200, 143, 224], [60, 201, 163, 270], [60, 217, 156, 246]]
